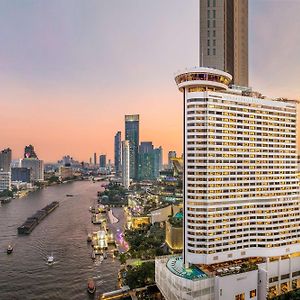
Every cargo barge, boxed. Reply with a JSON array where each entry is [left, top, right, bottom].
[[17, 201, 59, 234]]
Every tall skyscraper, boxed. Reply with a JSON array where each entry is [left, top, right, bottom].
[[125, 114, 139, 180], [168, 151, 177, 169], [24, 145, 38, 158], [21, 158, 44, 182], [156, 67, 300, 299], [122, 140, 130, 189], [139, 142, 154, 154], [200, 0, 248, 86], [0, 148, 12, 172], [138, 143, 162, 181], [114, 131, 122, 176], [153, 146, 163, 178], [94, 152, 97, 165], [99, 155, 106, 169]]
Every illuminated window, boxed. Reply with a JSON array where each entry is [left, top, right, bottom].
[[235, 293, 245, 300], [250, 289, 256, 298]]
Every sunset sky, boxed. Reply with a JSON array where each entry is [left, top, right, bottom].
[[1, 0, 300, 163]]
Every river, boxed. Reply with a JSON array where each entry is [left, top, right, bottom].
[[0, 180, 124, 300]]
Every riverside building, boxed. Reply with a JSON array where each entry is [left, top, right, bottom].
[[155, 67, 300, 300]]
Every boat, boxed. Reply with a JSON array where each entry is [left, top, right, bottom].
[[87, 234, 92, 243], [87, 278, 96, 294], [18, 202, 59, 235], [99, 255, 104, 263], [47, 254, 54, 265], [7, 245, 13, 254], [103, 252, 107, 259], [91, 251, 96, 260], [66, 194, 74, 197]]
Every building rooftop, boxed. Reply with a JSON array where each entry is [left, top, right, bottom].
[[166, 256, 207, 280]]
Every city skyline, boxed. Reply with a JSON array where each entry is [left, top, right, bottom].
[[1, 0, 300, 162]]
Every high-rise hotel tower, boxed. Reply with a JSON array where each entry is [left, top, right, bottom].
[[156, 67, 300, 300], [176, 67, 300, 265]]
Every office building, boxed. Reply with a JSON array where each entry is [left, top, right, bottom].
[[99, 155, 106, 169], [138, 142, 154, 181], [138, 143, 162, 181], [24, 145, 38, 158], [58, 166, 73, 180], [125, 114, 139, 179], [94, 152, 97, 166], [114, 131, 122, 176], [11, 167, 31, 183], [21, 158, 44, 182], [168, 151, 177, 169], [0, 148, 12, 172], [0, 171, 11, 192], [200, 0, 248, 86], [122, 140, 130, 189], [156, 67, 300, 300], [153, 146, 163, 178]]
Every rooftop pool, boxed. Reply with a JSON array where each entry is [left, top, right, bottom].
[[166, 256, 207, 280]]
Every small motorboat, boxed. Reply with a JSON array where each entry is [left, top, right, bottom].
[[47, 254, 54, 265], [103, 252, 107, 259], [99, 255, 104, 263], [91, 251, 96, 260], [7, 245, 13, 254], [87, 234, 92, 243], [66, 194, 74, 197], [87, 278, 96, 294]]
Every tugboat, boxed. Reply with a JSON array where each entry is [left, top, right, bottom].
[[7, 245, 13, 254], [87, 278, 96, 294], [47, 254, 54, 265]]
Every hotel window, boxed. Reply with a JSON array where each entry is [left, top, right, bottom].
[[208, 40, 210, 47], [213, 39, 216, 46], [208, 30, 210, 37], [213, 10, 216, 18], [208, 20, 210, 28], [208, 48, 210, 56], [208, 0, 210, 7], [213, 30, 216, 37], [235, 293, 245, 300], [213, 20, 216, 27], [208, 10, 210, 18], [213, 48, 216, 55], [213, 0, 216, 7], [250, 290, 256, 298]]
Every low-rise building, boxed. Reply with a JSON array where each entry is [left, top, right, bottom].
[[58, 166, 73, 180], [0, 172, 11, 192]]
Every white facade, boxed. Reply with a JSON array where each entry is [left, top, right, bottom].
[[21, 158, 44, 182], [0, 172, 11, 192], [122, 140, 130, 189], [174, 67, 300, 265]]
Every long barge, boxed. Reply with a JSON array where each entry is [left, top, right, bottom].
[[17, 201, 59, 234]]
